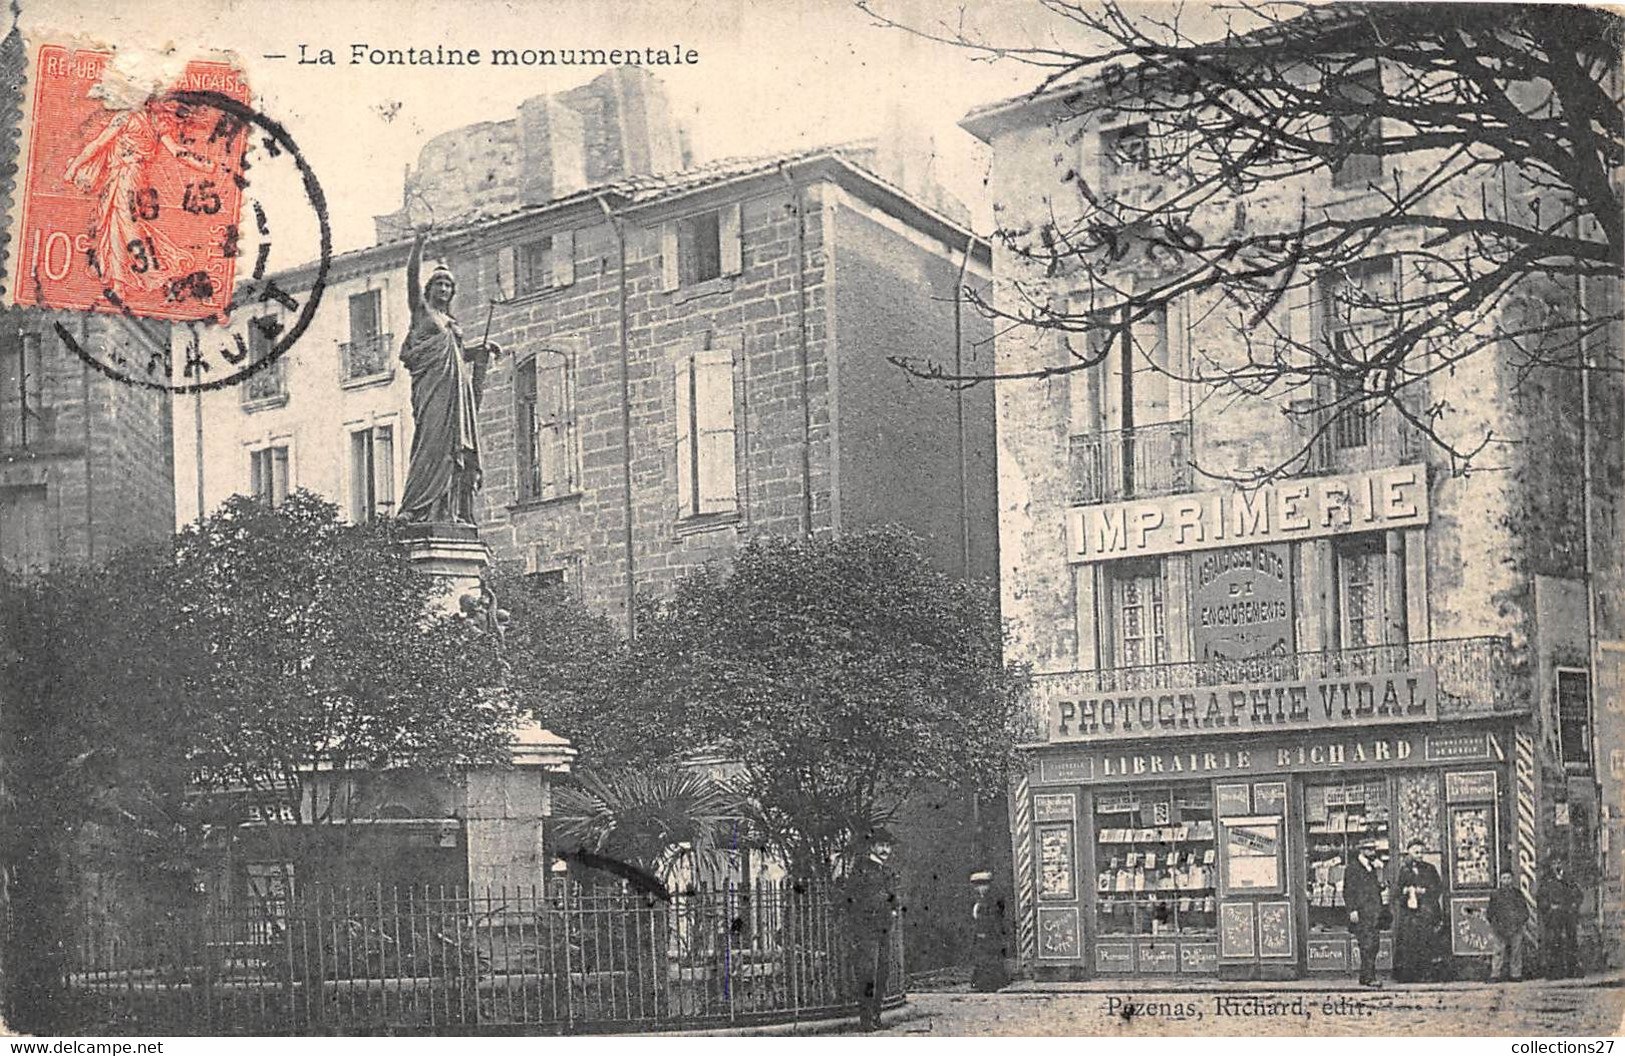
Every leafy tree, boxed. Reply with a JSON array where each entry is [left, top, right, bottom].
[[590, 529, 1027, 881], [866, 1, 1623, 474], [170, 493, 519, 882]]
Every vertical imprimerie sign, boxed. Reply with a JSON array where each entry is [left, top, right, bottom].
[[1067, 464, 1430, 563]]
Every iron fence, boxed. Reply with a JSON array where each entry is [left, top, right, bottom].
[[1069, 420, 1193, 505], [61, 879, 902, 1035], [1031, 635, 1517, 717]]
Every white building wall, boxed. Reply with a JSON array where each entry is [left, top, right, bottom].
[[172, 266, 415, 527]]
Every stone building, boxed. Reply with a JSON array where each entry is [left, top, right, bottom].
[[174, 81, 1002, 966], [0, 23, 174, 576], [962, 28, 1622, 980]]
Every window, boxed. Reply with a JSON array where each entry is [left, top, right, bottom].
[[1099, 123, 1151, 192], [348, 425, 395, 521], [500, 233, 575, 299], [1107, 559, 1167, 668], [1557, 668, 1593, 770], [251, 445, 290, 507], [242, 315, 287, 405], [673, 345, 738, 519], [520, 238, 555, 294], [0, 331, 44, 449], [1333, 533, 1399, 649], [0, 485, 50, 576], [1316, 259, 1393, 454], [681, 212, 722, 285], [1329, 63, 1384, 189], [661, 204, 743, 292], [342, 290, 389, 381], [514, 352, 578, 503], [1068, 304, 1181, 502]]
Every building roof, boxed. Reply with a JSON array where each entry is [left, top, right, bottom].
[[958, 3, 1366, 140], [266, 142, 983, 292]]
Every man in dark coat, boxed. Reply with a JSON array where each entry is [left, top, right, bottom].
[[1345, 838, 1387, 987], [1394, 840, 1445, 982], [1540, 864, 1582, 978], [1486, 869, 1530, 982], [968, 870, 1010, 992], [844, 829, 900, 1031]]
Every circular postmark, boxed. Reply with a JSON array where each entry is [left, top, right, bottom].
[[46, 87, 331, 394]]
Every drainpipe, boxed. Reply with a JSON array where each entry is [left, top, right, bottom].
[[781, 166, 813, 538], [596, 194, 636, 636], [954, 233, 974, 580]]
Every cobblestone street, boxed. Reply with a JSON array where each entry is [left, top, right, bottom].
[[879, 981, 1625, 1037]]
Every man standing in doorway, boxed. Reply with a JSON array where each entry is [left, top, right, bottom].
[[845, 828, 900, 1032], [1346, 838, 1387, 988], [1541, 863, 1582, 978], [1487, 869, 1529, 982]]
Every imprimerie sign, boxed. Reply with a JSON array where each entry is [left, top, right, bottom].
[[1042, 668, 1439, 743], [1067, 464, 1429, 563]]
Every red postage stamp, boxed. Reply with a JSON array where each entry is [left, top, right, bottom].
[[13, 45, 252, 322]]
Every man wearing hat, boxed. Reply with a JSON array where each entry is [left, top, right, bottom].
[[1345, 838, 1387, 987], [844, 828, 900, 1031], [969, 869, 1009, 992]]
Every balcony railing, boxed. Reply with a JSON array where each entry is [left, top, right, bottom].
[[1032, 635, 1516, 720], [1070, 420, 1192, 505], [341, 332, 395, 383]]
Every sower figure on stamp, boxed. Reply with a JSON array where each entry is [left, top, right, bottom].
[[399, 228, 501, 525], [1487, 869, 1529, 982], [1346, 837, 1387, 988], [844, 827, 899, 1032], [1393, 840, 1445, 982]]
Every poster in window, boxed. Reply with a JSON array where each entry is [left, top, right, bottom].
[[1222, 816, 1283, 893], [1450, 806, 1496, 889], [1039, 824, 1075, 900]]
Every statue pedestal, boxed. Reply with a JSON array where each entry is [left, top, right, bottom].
[[401, 521, 488, 611], [399, 520, 576, 893]]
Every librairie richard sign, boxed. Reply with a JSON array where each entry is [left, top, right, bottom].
[[1041, 668, 1439, 744], [1067, 464, 1429, 563]]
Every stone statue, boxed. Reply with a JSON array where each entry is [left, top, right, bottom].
[[398, 229, 501, 525]]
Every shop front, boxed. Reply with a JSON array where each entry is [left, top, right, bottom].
[[1023, 690, 1529, 980]]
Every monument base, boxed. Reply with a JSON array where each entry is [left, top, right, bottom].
[[401, 521, 488, 608]]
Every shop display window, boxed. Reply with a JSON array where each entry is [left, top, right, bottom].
[[1093, 786, 1217, 937], [1444, 771, 1498, 890], [1305, 778, 1392, 934]]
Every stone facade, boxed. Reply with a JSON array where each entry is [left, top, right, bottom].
[[174, 147, 1002, 971], [965, 59, 1623, 978], [0, 308, 174, 575]]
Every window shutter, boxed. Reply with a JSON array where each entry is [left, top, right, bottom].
[[694, 346, 738, 514], [673, 353, 695, 517], [1164, 555, 1191, 662], [551, 230, 576, 289], [374, 426, 396, 514], [661, 222, 681, 292], [349, 431, 369, 522], [537, 356, 567, 497], [720, 201, 743, 276], [497, 246, 518, 302]]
